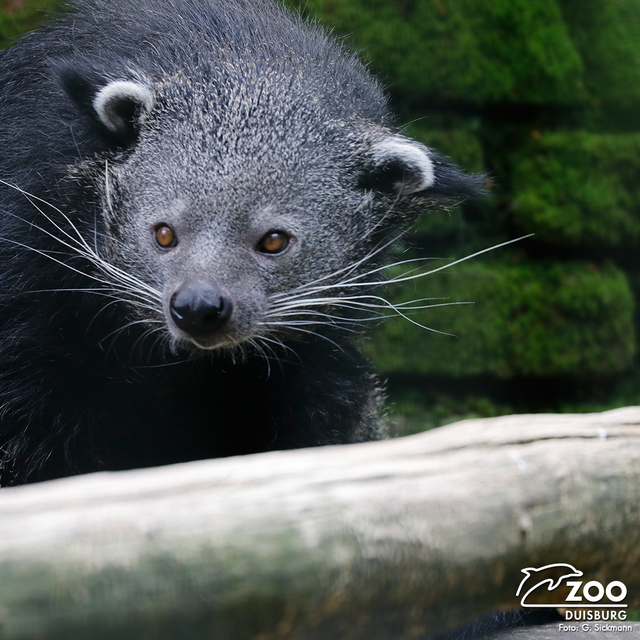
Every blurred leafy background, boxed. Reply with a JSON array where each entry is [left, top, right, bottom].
[[2, 0, 639, 435], [285, 0, 640, 435]]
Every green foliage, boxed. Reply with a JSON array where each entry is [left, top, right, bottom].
[[559, 0, 640, 112], [294, 0, 584, 107], [511, 132, 640, 246], [0, 0, 59, 50], [366, 261, 635, 378], [296, 0, 640, 414], [385, 386, 515, 436]]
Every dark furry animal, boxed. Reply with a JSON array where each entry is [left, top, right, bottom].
[[0, 3, 562, 638], [427, 608, 563, 639], [0, 0, 479, 486]]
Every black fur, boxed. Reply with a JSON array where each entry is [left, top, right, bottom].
[[0, 0, 479, 486], [427, 608, 563, 639], [0, 3, 559, 638]]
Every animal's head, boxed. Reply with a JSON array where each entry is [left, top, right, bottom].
[[52, 1, 481, 354]]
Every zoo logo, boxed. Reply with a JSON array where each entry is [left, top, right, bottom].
[[516, 563, 628, 608]]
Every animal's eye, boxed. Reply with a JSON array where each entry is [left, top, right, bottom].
[[154, 224, 178, 249], [256, 231, 292, 255]]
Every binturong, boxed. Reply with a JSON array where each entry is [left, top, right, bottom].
[[0, 0, 482, 486]]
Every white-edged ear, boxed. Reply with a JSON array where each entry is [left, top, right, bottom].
[[369, 136, 435, 194], [92, 80, 154, 133]]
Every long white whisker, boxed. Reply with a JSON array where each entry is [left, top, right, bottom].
[[269, 255, 434, 305], [275, 325, 346, 352], [265, 303, 463, 323], [99, 318, 164, 347], [104, 159, 113, 217], [247, 338, 273, 376], [269, 230, 408, 301], [254, 335, 300, 362], [8, 184, 113, 272], [261, 319, 361, 334], [0, 235, 160, 311], [129, 325, 169, 358], [269, 294, 471, 312], [265, 310, 382, 322], [273, 236, 531, 302], [21, 288, 161, 322], [0, 236, 121, 287], [1, 181, 162, 302]]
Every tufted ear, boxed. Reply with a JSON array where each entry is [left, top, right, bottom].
[[359, 135, 483, 199], [91, 80, 153, 134], [57, 64, 153, 144]]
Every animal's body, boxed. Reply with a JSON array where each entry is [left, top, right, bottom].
[[0, 0, 478, 486]]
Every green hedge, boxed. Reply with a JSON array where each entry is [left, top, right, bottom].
[[559, 0, 640, 112], [511, 132, 640, 246], [0, 0, 58, 50], [299, 0, 584, 107], [367, 260, 635, 378]]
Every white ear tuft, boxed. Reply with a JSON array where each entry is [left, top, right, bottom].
[[92, 80, 154, 133], [370, 137, 435, 193]]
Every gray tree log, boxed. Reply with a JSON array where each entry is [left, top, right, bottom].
[[0, 406, 639, 639]]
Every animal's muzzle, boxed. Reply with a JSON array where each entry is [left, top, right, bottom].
[[170, 282, 233, 337]]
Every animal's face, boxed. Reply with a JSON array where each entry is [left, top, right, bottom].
[[68, 71, 443, 352], [109, 133, 372, 350], [57, 52, 475, 353]]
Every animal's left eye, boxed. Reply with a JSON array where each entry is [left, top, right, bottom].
[[153, 224, 178, 249], [256, 231, 293, 255]]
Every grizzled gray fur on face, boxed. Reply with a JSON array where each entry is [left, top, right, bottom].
[[0, 0, 480, 486]]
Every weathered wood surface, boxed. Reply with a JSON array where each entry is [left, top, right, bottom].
[[492, 624, 636, 640], [0, 407, 639, 640]]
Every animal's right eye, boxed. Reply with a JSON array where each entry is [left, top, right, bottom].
[[153, 224, 178, 249], [256, 230, 293, 255]]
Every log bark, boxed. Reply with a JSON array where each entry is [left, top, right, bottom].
[[0, 407, 639, 639]]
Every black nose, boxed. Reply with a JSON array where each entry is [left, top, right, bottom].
[[170, 282, 233, 337]]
